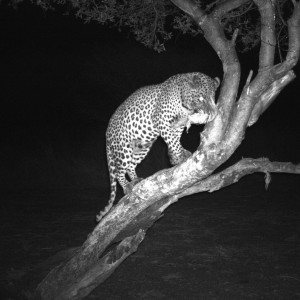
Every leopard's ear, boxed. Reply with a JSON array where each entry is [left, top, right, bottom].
[[214, 77, 220, 89]]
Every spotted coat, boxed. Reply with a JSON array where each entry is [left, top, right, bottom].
[[96, 72, 220, 221]]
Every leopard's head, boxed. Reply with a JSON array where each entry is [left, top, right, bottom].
[[180, 73, 220, 123]]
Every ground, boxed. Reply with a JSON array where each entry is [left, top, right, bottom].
[[0, 174, 299, 299]]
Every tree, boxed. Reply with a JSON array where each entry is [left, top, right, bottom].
[[9, 0, 298, 299], [6, 0, 296, 55]]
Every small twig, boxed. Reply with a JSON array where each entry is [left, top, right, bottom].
[[221, 1, 256, 20], [240, 69, 253, 97], [205, 0, 219, 12], [151, 0, 159, 46], [231, 28, 239, 45], [280, 275, 300, 282], [276, 2, 288, 27], [245, 69, 254, 86]]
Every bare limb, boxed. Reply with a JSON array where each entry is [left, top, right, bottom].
[[245, 0, 300, 126], [231, 28, 239, 45], [170, 0, 206, 22], [248, 70, 296, 126], [178, 158, 300, 198], [254, 0, 276, 69], [36, 155, 300, 299], [213, 0, 251, 19], [246, 69, 254, 86], [286, 0, 300, 65], [151, 0, 159, 45], [224, 0, 299, 142], [37, 230, 146, 299]]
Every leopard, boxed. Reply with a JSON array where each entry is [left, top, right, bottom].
[[96, 72, 220, 222]]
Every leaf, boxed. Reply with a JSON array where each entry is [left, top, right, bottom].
[[264, 171, 271, 190]]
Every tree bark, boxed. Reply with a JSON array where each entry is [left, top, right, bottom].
[[35, 1, 300, 299]]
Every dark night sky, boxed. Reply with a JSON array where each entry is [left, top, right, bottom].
[[0, 5, 299, 299], [0, 2, 299, 190]]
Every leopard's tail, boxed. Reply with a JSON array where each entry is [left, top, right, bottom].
[[96, 145, 117, 222]]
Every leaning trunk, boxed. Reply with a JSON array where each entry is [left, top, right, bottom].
[[36, 0, 300, 299]]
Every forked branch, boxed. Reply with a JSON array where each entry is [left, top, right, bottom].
[[245, 0, 300, 126]]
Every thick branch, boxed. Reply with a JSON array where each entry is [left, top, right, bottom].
[[36, 156, 300, 299], [178, 158, 300, 198], [248, 71, 296, 126], [37, 230, 146, 300], [286, 0, 300, 65], [225, 1, 300, 144], [213, 0, 251, 19], [170, 0, 206, 22], [172, 0, 299, 166], [254, 0, 276, 69]]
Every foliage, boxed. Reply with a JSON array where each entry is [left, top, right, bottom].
[[4, 0, 295, 54]]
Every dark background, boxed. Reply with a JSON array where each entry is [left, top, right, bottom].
[[1, 3, 299, 192], [0, 2, 299, 299]]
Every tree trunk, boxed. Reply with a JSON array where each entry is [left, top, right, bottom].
[[35, 0, 300, 299]]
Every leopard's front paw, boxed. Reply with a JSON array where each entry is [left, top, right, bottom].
[[169, 155, 180, 165]]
